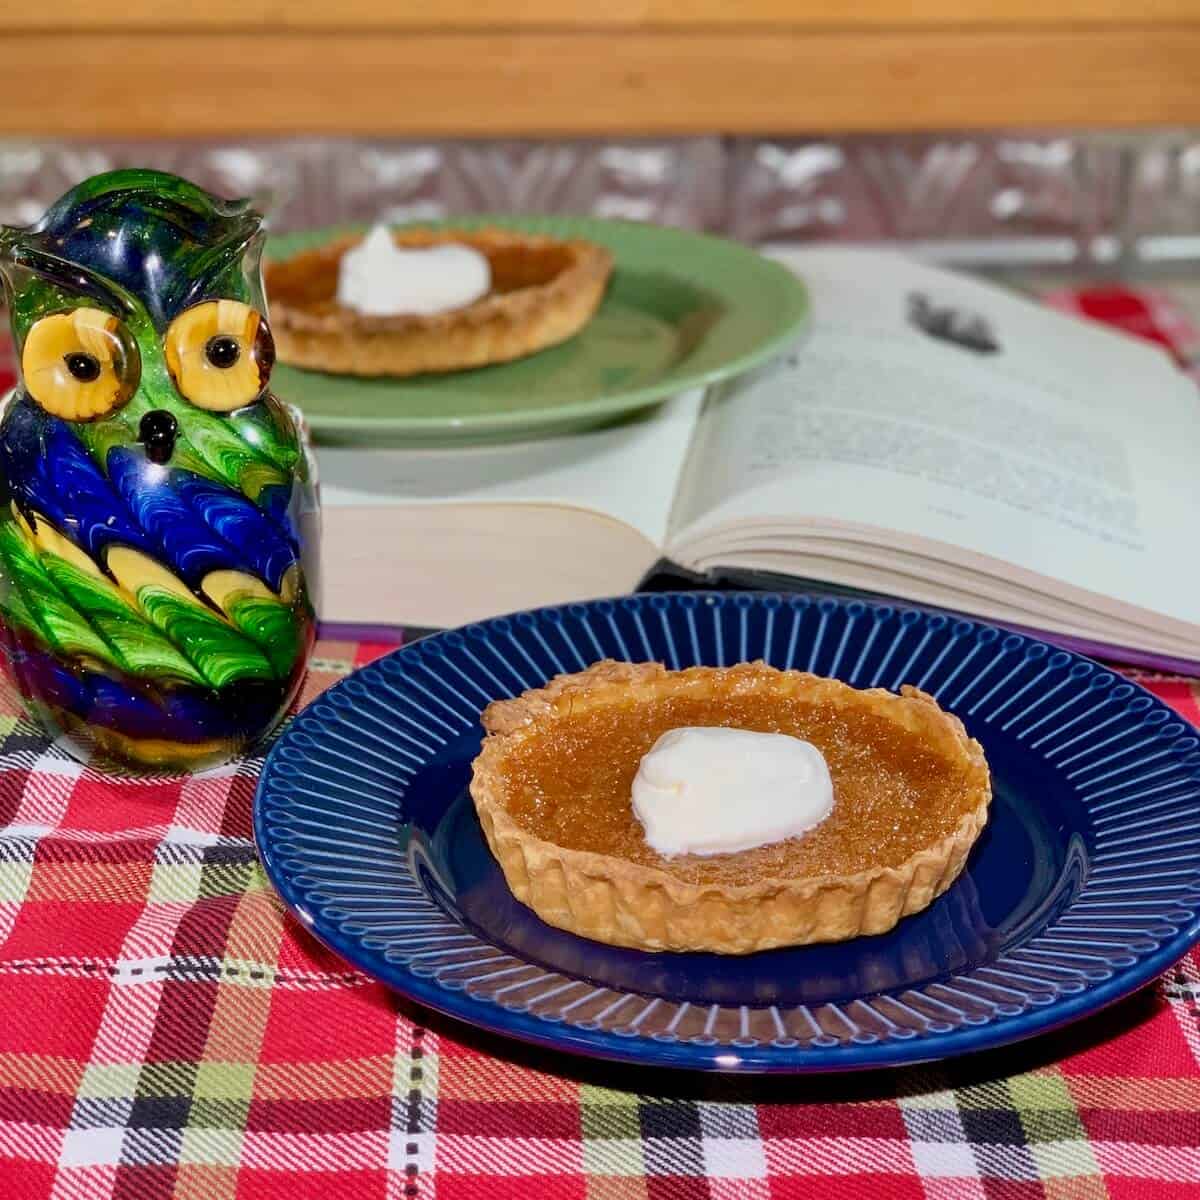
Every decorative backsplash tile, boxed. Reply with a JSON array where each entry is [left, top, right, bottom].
[[0, 132, 1195, 266], [0, 138, 724, 235], [729, 134, 1125, 264], [1126, 133, 1200, 261], [0, 140, 299, 230]]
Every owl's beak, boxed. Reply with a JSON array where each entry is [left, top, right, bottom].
[[138, 410, 179, 465]]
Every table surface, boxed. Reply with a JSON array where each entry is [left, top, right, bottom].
[[4, 281, 1200, 1197], [1, 634, 1198, 1199]]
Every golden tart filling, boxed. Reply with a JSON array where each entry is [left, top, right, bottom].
[[470, 660, 991, 954]]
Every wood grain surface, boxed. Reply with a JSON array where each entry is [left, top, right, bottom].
[[3, 5, 1198, 135]]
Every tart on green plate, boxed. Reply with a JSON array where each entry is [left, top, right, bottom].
[[264, 216, 808, 444]]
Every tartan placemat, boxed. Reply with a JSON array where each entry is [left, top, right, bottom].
[[1, 634, 1199, 1199], [1, 267, 1200, 1197]]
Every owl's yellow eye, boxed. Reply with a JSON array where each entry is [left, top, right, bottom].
[[21, 308, 139, 422], [164, 299, 273, 413]]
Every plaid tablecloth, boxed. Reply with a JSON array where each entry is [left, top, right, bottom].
[[2, 634, 1200, 1199], [4, 279, 1200, 1198]]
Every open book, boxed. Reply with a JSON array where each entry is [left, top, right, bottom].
[[318, 248, 1200, 669]]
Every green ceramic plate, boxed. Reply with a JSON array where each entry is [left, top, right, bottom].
[[266, 216, 808, 444]]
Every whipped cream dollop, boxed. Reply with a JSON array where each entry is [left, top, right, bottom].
[[631, 726, 834, 858], [336, 224, 491, 317]]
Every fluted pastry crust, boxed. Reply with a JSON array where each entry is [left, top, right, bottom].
[[265, 227, 612, 377], [470, 661, 991, 954]]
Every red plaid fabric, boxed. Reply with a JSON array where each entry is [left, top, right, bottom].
[[0, 642, 1199, 1199], [2, 285, 1200, 1197]]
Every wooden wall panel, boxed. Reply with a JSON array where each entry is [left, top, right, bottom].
[[7, 1, 1200, 30], [2, 4, 1198, 135]]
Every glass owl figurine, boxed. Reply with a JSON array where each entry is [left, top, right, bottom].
[[0, 169, 319, 771]]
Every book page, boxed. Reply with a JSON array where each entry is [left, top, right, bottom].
[[669, 248, 1200, 626], [317, 392, 702, 548], [323, 503, 660, 628]]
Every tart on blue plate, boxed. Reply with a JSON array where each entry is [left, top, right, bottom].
[[470, 660, 991, 954]]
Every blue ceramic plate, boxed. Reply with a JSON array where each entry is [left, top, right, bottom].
[[253, 594, 1200, 1072]]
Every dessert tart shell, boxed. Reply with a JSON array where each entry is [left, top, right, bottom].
[[469, 661, 991, 955], [264, 227, 613, 378]]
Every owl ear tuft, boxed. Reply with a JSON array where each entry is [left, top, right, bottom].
[[6, 242, 142, 321]]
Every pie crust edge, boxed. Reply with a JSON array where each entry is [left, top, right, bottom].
[[469, 660, 992, 954], [265, 228, 613, 377]]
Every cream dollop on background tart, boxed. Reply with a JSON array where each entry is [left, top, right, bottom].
[[336, 225, 491, 317]]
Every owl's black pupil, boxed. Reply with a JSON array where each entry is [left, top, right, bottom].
[[64, 352, 101, 383], [205, 336, 241, 369]]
